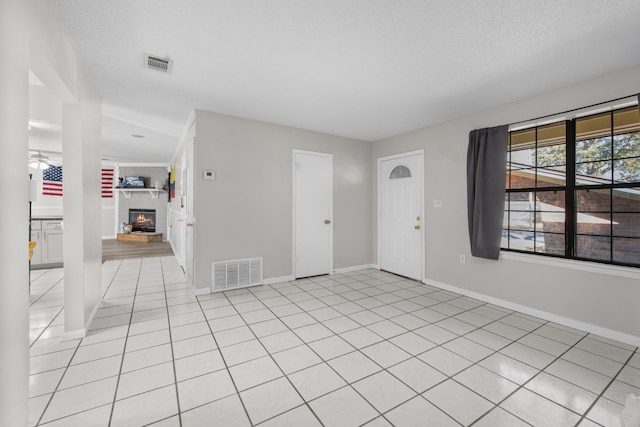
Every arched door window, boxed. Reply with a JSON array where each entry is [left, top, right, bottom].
[[389, 165, 412, 179]]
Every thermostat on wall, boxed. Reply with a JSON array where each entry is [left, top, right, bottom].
[[203, 170, 215, 180]]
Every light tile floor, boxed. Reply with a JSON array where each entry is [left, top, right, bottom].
[[28, 256, 639, 426]]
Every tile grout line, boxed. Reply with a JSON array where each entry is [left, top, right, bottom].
[[32, 258, 129, 426], [107, 258, 144, 427], [160, 256, 184, 427], [252, 274, 473, 425], [574, 347, 638, 426], [469, 326, 615, 426], [193, 287, 257, 425], [267, 275, 491, 424], [28, 274, 65, 348], [267, 274, 592, 425], [29, 265, 637, 426], [230, 280, 331, 426]]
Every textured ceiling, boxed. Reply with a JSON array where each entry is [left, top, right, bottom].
[[50, 0, 640, 162]]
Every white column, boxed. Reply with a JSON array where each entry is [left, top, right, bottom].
[[0, 1, 30, 425], [62, 103, 86, 334], [62, 88, 102, 337]]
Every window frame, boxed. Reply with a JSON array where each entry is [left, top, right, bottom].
[[502, 106, 640, 268]]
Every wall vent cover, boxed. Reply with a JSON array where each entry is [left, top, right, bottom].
[[143, 54, 173, 74], [211, 257, 263, 292]]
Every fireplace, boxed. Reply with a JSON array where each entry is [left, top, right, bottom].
[[129, 209, 156, 233]]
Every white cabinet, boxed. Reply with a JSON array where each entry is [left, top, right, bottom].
[[30, 221, 42, 265], [30, 219, 63, 267]]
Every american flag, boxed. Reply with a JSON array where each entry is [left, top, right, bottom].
[[42, 166, 63, 197], [102, 168, 114, 198]]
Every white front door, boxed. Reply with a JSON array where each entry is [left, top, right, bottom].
[[379, 151, 424, 280], [184, 140, 195, 285], [294, 150, 333, 278]]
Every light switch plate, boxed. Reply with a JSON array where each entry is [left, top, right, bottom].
[[203, 170, 215, 180]]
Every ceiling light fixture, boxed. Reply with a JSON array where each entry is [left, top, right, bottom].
[[29, 151, 51, 170]]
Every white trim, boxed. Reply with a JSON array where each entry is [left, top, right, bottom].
[[61, 297, 103, 341], [184, 139, 196, 287], [500, 251, 640, 280], [169, 238, 179, 261], [377, 149, 425, 281], [292, 149, 334, 279], [172, 109, 196, 165], [333, 264, 377, 274], [114, 164, 120, 236], [32, 207, 64, 215], [115, 162, 171, 168], [168, 206, 182, 261], [509, 95, 639, 132], [114, 188, 166, 198], [264, 275, 295, 285], [61, 329, 86, 341], [192, 286, 210, 296], [423, 278, 640, 348]]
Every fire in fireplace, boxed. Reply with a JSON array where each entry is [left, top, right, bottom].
[[129, 209, 156, 233]]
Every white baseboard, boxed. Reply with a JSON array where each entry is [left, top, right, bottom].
[[264, 275, 294, 285], [423, 278, 640, 348], [61, 297, 103, 341], [192, 286, 210, 296], [62, 328, 86, 341], [333, 264, 377, 274]]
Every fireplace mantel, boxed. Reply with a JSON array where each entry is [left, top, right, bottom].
[[115, 188, 166, 199]]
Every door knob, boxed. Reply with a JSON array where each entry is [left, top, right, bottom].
[[324, 220, 331, 224], [187, 223, 193, 227], [414, 225, 421, 230]]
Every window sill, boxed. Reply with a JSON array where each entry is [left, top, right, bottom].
[[500, 251, 640, 280]]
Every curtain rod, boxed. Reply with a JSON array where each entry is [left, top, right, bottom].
[[508, 93, 640, 131]]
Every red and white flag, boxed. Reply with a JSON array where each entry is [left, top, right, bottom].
[[102, 168, 114, 198], [42, 166, 63, 197]]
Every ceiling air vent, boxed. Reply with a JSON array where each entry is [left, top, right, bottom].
[[143, 54, 173, 74]]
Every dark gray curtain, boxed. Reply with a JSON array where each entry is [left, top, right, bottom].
[[467, 125, 508, 260]]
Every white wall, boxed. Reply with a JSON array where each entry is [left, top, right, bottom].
[[1, 0, 103, 424], [191, 111, 373, 291], [373, 65, 640, 344], [0, 2, 30, 424]]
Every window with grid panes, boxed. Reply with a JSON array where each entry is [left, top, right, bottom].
[[503, 106, 640, 267]]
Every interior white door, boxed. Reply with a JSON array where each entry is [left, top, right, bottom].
[[294, 150, 332, 278], [179, 152, 187, 270], [379, 151, 424, 280], [184, 140, 195, 285]]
